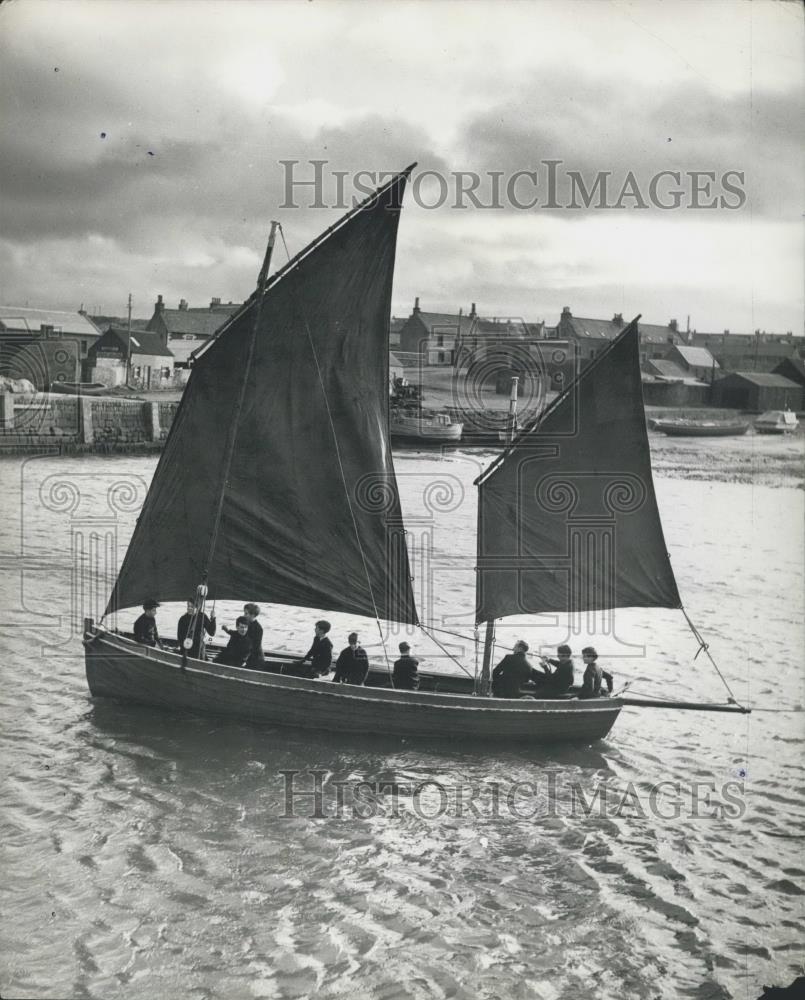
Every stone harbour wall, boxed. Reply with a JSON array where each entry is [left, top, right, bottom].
[[0, 393, 181, 455]]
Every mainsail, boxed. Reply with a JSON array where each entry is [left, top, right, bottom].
[[108, 168, 418, 625], [476, 320, 680, 623]]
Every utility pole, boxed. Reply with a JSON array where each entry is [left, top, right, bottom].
[[126, 293, 133, 385]]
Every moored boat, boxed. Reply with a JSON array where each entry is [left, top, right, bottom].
[[754, 410, 799, 435], [652, 418, 749, 437], [389, 407, 463, 443], [50, 381, 108, 395]]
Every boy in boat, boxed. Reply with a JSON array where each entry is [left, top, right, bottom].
[[332, 632, 370, 685], [392, 641, 420, 690], [492, 640, 549, 698], [223, 603, 265, 669], [177, 600, 216, 659], [537, 644, 575, 696], [299, 620, 333, 678], [214, 616, 252, 667], [578, 647, 614, 699], [133, 599, 163, 648]]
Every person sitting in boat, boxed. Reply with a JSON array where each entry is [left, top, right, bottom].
[[538, 644, 575, 695], [578, 647, 614, 699], [133, 599, 163, 648], [214, 616, 252, 667], [491, 640, 549, 699], [177, 600, 216, 659], [299, 620, 333, 678], [392, 641, 420, 690], [223, 603, 265, 669], [332, 632, 370, 685]]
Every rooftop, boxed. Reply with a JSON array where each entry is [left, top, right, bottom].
[[0, 306, 102, 338]]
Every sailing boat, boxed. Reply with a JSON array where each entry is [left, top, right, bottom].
[[84, 165, 749, 744]]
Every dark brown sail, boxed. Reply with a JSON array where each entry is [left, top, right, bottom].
[[108, 169, 418, 625], [476, 320, 680, 623]]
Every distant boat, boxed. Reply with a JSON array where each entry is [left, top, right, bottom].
[[652, 418, 749, 437], [389, 407, 463, 443], [50, 381, 108, 396], [754, 410, 799, 435]]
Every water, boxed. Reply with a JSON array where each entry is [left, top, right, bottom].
[[1, 437, 803, 999]]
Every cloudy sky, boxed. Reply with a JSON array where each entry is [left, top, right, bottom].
[[1, 0, 802, 333]]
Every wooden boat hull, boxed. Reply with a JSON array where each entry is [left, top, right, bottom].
[[389, 414, 463, 443], [84, 627, 622, 745], [653, 420, 749, 437]]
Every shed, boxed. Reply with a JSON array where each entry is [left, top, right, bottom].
[[88, 327, 174, 389], [711, 372, 803, 412]]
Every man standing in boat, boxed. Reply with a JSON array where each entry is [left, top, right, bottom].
[[177, 600, 216, 659], [298, 620, 333, 678], [492, 640, 550, 698], [392, 641, 420, 690], [332, 632, 369, 685], [133, 599, 163, 648]]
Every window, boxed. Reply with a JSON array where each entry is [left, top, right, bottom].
[[436, 334, 444, 347], [438, 351, 445, 363], [80, 340, 87, 356]]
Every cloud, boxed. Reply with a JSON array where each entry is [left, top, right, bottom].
[[0, 0, 801, 333]]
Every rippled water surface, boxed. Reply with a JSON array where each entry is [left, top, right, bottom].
[[1, 436, 803, 999]]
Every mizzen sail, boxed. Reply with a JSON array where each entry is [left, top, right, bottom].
[[108, 168, 418, 625], [476, 320, 680, 623]]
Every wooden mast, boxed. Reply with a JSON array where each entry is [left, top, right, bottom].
[[478, 375, 520, 696]]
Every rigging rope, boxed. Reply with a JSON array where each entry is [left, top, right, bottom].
[[277, 225, 394, 681], [680, 604, 743, 706], [418, 624, 475, 680]]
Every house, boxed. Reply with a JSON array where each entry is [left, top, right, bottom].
[[0, 306, 102, 388], [87, 327, 174, 389], [555, 308, 681, 367], [147, 295, 242, 367], [663, 344, 719, 382], [389, 317, 405, 349], [397, 299, 478, 365], [772, 357, 805, 390], [689, 331, 803, 373], [711, 372, 803, 412]]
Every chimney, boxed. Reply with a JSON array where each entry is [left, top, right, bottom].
[[723, 329, 730, 335], [155, 294, 164, 313], [210, 297, 222, 308], [668, 318, 678, 333], [469, 302, 477, 318], [561, 306, 572, 317], [179, 298, 188, 311], [413, 296, 420, 314], [613, 312, 624, 327]]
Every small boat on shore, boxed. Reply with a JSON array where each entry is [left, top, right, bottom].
[[389, 407, 463, 444], [652, 418, 749, 437], [754, 410, 799, 435], [50, 381, 108, 396]]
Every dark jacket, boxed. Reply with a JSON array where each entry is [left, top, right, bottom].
[[224, 619, 264, 668], [133, 613, 161, 648], [303, 635, 333, 677], [214, 631, 252, 667], [491, 652, 547, 699], [543, 656, 574, 695], [333, 645, 370, 685], [177, 612, 216, 659], [579, 662, 614, 699], [392, 654, 420, 690]]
